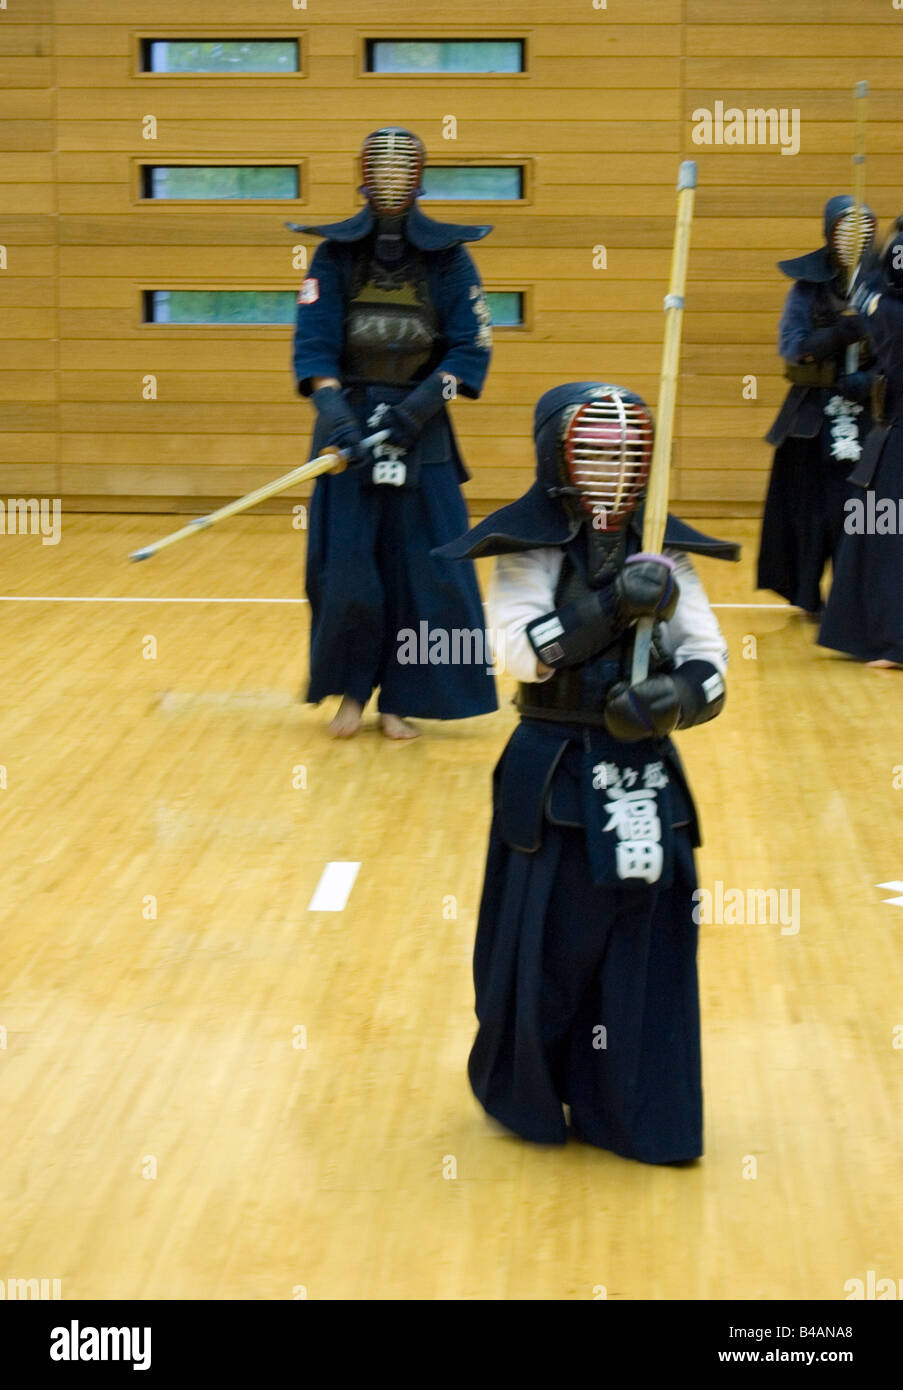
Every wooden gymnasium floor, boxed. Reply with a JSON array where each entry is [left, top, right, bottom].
[[2, 513, 902, 1301]]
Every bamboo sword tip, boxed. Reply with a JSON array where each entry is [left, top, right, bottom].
[[678, 161, 697, 190]]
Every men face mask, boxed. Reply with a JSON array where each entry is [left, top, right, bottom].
[[561, 392, 654, 531], [360, 128, 425, 216], [830, 207, 877, 271]]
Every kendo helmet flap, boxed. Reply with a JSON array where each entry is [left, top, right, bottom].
[[534, 383, 654, 530], [360, 127, 425, 215]]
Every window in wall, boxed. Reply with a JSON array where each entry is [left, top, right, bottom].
[[485, 292, 524, 327], [365, 40, 524, 74], [141, 40, 300, 73], [143, 290, 525, 328], [421, 166, 523, 201], [141, 166, 300, 200], [144, 291, 297, 325]]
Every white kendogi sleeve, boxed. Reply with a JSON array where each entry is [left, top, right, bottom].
[[658, 550, 728, 675], [486, 548, 564, 683]]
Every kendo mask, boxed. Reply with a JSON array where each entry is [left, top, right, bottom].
[[360, 127, 426, 265], [534, 383, 654, 584], [824, 194, 877, 275]]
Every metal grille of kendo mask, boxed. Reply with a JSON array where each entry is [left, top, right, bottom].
[[831, 207, 877, 270], [360, 129, 425, 215], [562, 393, 654, 527]]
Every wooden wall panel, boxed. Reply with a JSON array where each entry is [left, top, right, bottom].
[[0, 4, 56, 497], [2, 1, 902, 514]]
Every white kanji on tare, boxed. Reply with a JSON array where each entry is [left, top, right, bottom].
[[825, 394, 863, 463], [600, 761, 670, 884]]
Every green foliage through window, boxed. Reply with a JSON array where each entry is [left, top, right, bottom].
[[485, 293, 523, 327], [421, 167, 523, 200], [144, 41, 299, 74], [145, 290, 523, 328], [144, 166, 299, 200], [146, 292, 297, 325], [367, 40, 524, 74]]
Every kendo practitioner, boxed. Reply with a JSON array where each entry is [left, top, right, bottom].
[[435, 383, 739, 1163], [819, 218, 903, 669], [289, 128, 497, 738], [757, 196, 878, 616]]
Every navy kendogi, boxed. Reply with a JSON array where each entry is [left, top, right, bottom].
[[757, 196, 877, 614], [819, 219, 903, 666], [436, 383, 740, 1163], [289, 128, 497, 724]]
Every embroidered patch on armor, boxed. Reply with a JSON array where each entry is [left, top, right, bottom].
[[297, 278, 319, 305], [469, 284, 493, 349]]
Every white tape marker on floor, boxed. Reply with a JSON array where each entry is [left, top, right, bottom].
[[308, 861, 361, 912]]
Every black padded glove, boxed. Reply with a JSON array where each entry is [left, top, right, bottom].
[[604, 676, 682, 742], [604, 660, 726, 743], [382, 374, 450, 452], [311, 386, 365, 463], [617, 555, 679, 622], [797, 317, 862, 362], [835, 370, 874, 405]]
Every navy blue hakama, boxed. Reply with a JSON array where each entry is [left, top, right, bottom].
[[305, 445, 497, 718], [468, 725, 703, 1164], [818, 434, 903, 663]]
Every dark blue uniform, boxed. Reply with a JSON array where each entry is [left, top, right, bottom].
[[437, 390, 740, 1164], [757, 277, 875, 613], [291, 205, 498, 719], [819, 289, 903, 663]]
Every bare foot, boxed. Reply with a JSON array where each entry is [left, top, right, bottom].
[[379, 713, 420, 741], [866, 659, 903, 670], [328, 696, 363, 738]]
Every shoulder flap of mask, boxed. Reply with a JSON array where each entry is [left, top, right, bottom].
[[404, 205, 493, 250], [630, 508, 741, 561], [777, 246, 835, 284], [433, 483, 578, 561], [284, 208, 374, 242]]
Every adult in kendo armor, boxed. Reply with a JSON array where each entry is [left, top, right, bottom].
[[757, 195, 878, 616], [289, 128, 497, 738], [435, 383, 740, 1163], [819, 218, 903, 668]]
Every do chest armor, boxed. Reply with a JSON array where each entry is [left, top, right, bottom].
[[516, 541, 670, 727], [342, 251, 438, 385]]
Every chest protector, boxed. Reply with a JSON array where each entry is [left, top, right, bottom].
[[342, 250, 438, 386], [516, 535, 669, 726]]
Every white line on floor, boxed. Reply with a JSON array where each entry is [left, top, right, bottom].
[[308, 861, 361, 913], [0, 596, 791, 610], [0, 596, 308, 604]]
